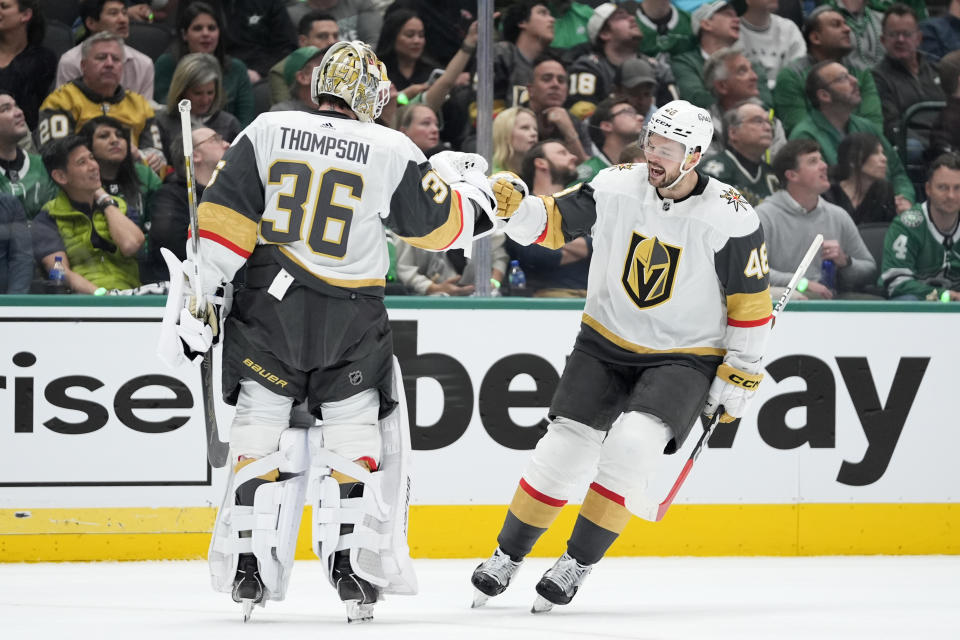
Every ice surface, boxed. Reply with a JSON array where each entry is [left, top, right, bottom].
[[1, 556, 956, 639]]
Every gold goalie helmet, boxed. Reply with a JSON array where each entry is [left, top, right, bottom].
[[311, 40, 391, 123]]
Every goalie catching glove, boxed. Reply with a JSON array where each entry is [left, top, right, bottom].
[[702, 356, 764, 423], [488, 171, 528, 218], [157, 247, 232, 368]]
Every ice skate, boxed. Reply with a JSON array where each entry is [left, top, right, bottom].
[[531, 552, 592, 613], [470, 547, 523, 608], [332, 548, 379, 622], [231, 553, 265, 622]]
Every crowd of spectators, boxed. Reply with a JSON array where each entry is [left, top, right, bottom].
[[0, 0, 957, 300]]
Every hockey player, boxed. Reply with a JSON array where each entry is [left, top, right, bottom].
[[472, 100, 772, 612], [158, 41, 496, 623]]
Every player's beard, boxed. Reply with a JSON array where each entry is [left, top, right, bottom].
[[647, 160, 681, 188]]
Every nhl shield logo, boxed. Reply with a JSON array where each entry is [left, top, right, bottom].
[[620, 233, 682, 309], [348, 370, 363, 386]]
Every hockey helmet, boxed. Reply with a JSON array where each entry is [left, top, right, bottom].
[[311, 41, 391, 123], [641, 99, 714, 176]]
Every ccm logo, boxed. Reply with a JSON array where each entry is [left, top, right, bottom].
[[727, 373, 760, 388]]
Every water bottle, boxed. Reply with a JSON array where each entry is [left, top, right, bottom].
[[507, 260, 527, 296], [46, 255, 70, 294], [820, 259, 836, 295]]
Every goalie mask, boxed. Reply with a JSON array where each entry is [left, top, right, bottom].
[[312, 41, 391, 123], [640, 100, 714, 190]]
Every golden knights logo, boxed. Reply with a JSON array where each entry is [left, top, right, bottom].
[[720, 187, 747, 212], [621, 233, 682, 309]]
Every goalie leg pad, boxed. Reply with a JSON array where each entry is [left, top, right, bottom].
[[310, 357, 417, 596], [319, 388, 381, 470], [209, 427, 309, 601], [521, 416, 604, 501], [230, 379, 295, 458]]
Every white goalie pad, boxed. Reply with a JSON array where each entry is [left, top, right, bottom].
[[209, 427, 309, 602], [310, 356, 417, 596]]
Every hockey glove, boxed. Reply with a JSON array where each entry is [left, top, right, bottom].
[[703, 357, 764, 423], [489, 171, 528, 218]]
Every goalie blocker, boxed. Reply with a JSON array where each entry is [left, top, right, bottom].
[[208, 357, 417, 609]]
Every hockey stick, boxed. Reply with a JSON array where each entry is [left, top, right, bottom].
[[627, 233, 824, 522], [179, 99, 229, 469]]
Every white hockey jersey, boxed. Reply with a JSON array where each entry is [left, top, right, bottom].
[[194, 110, 485, 294], [508, 163, 773, 367]]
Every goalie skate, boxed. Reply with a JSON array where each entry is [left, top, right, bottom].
[[231, 553, 265, 622]]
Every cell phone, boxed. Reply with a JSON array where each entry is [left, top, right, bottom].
[[427, 68, 445, 86]]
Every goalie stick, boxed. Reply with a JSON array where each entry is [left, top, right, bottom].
[[627, 234, 824, 521], [179, 99, 229, 468]]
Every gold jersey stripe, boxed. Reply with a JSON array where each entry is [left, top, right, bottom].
[[727, 290, 774, 323], [395, 192, 465, 250], [234, 457, 279, 482], [539, 195, 566, 250], [197, 202, 259, 254], [582, 313, 726, 356], [580, 487, 631, 534], [507, 485, 563, 529], [278, 247, 386, 288]]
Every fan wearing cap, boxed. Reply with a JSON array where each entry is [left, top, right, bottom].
[[475, 99, 772, 611], [612, 56, 659, 122], [670, 0, 772, 110], [565, 3, 643, 120], [270, 46, 327, 113], [634, 0, 697, 57]]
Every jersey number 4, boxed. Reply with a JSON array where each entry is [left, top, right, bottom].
[[261, 160, 363, 260]]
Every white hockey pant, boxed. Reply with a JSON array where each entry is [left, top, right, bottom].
[[311, 357, 417, 596], [522, 413, 671, 502]]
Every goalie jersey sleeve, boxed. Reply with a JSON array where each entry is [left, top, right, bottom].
[[506, 163, 772, 365], [194, 110, 481, 293]]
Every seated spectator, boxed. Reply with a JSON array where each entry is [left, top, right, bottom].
[[145, 125, 229, 281], [0, 92, 57, 219], [375, 9, 437, 95], [157, 53, 241, 162], [634, 0, 696, 58], [493, 1, 555, 108], [579, 97, 644, 182], [0, 0, 56, 132], [611, 57, 659, 121], [928, 50, 960, 159], [32, 136, 144, 293], [288, 0, 381, 46], [738, 0, 806, 88], [790, 60, 915, 209], [506, 139, 590, 297], [758, 139, 876, 299], [397, 104, 443, 156], [155, 3, 255, 126], [270, 46, 325, 113], [525, 54, 590, 163], [269, 12, 340, 105], [701, 98, 779, 206], [774, 6, 883, 134], [38, 32, 165, 174], [492, 106, 538, 175], [214, 0, 296, 83], [78, 116, 161, 225], [565, 4, 643, 120], [703, 47, 786, 157], [57, 0, 153, 104], [394, 234, 508, 296], [919, 0, 960, 62], [872, 3, 945, 155], [880, 153, 960, 300], [384, 0, 472, 66], [824, 0, 885, 69], [547, 0, 594, 63], [823, 131, 897, 223], [0, 192, 31, 293], [671, 0, 772, 110]]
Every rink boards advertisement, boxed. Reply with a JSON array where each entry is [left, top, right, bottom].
[[0, 298, 958, 561]]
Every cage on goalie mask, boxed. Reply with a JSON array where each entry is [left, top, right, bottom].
[[640, 99, 714, 187], [312, 41, 391, 123]]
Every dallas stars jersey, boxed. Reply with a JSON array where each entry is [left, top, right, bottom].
[[880, 203, 960, 299], [37, 80, 162, 151], [700, 149, 779, 207], [635, 5, 696, 57], [507, 163, 772, 370], [195, 110, 484, 296]]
